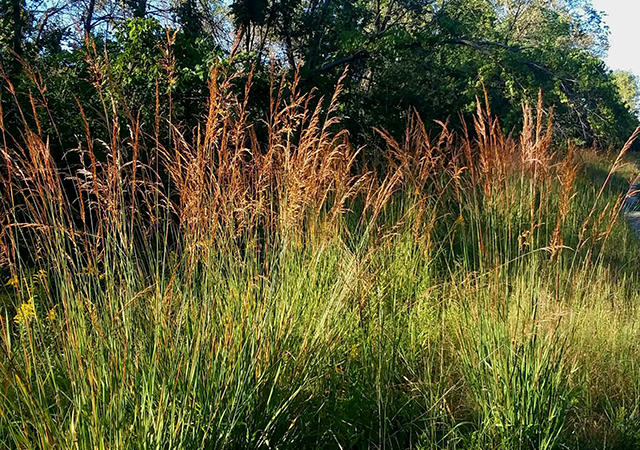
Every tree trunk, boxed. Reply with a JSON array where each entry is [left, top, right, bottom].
[[84, 0, 96, 38], [134, 0, 147, 18], [285, 35, 295, 69], [10, 0, 23, 57]]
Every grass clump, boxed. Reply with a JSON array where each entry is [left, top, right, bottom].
[[1, 59, 640, 449], [457, 271, 577, 450]]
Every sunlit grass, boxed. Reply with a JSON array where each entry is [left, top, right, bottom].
[[1, 60, 640, 449]]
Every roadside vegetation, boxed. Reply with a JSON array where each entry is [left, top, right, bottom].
[[2, 58, 640, 448], [3, 0, 640, 448]]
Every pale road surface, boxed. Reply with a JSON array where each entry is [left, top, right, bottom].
[[624, 184, 640, 236]]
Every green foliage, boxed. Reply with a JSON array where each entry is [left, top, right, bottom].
[[110, 18, 222, 126], [459, 304, 578, 450], [1, 0, 637, 153], [612, 70, 640, 116], [1, 4, 640, 446], [3, 62, 640, 448]]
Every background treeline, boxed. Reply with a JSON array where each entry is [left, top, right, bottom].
[[0, 0, 639, 160]]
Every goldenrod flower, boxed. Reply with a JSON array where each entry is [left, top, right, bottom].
[[82, 265, 105, 280], [5, 274, 19, 288], [14, 300, 36, 327], [46, 306, 57, 323]]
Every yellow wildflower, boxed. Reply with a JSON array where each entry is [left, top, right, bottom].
[[5, 274, 19, 288], [46, 306, 57, 323], [14, 300, 36, 327], [82, 265, 105, 280]]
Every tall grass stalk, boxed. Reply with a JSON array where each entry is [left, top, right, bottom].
[[1, 58, 640, 449]]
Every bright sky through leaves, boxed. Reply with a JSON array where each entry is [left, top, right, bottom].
[[592, 0, 640, 76]]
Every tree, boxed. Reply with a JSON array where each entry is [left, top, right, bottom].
[[1, 0, 637, 160], [612, 70, 640, 117], [0, 0, 28, 73], [249, 0, 635, 148]]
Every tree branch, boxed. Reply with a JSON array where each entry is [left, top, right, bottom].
[[307, 49, 370, 78], [442, 39, 523, 53]]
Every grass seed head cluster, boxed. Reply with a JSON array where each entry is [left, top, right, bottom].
[[1, 47, 640, 449]]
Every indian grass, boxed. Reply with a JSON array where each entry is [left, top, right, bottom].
[[1, 58, 640, 449]]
